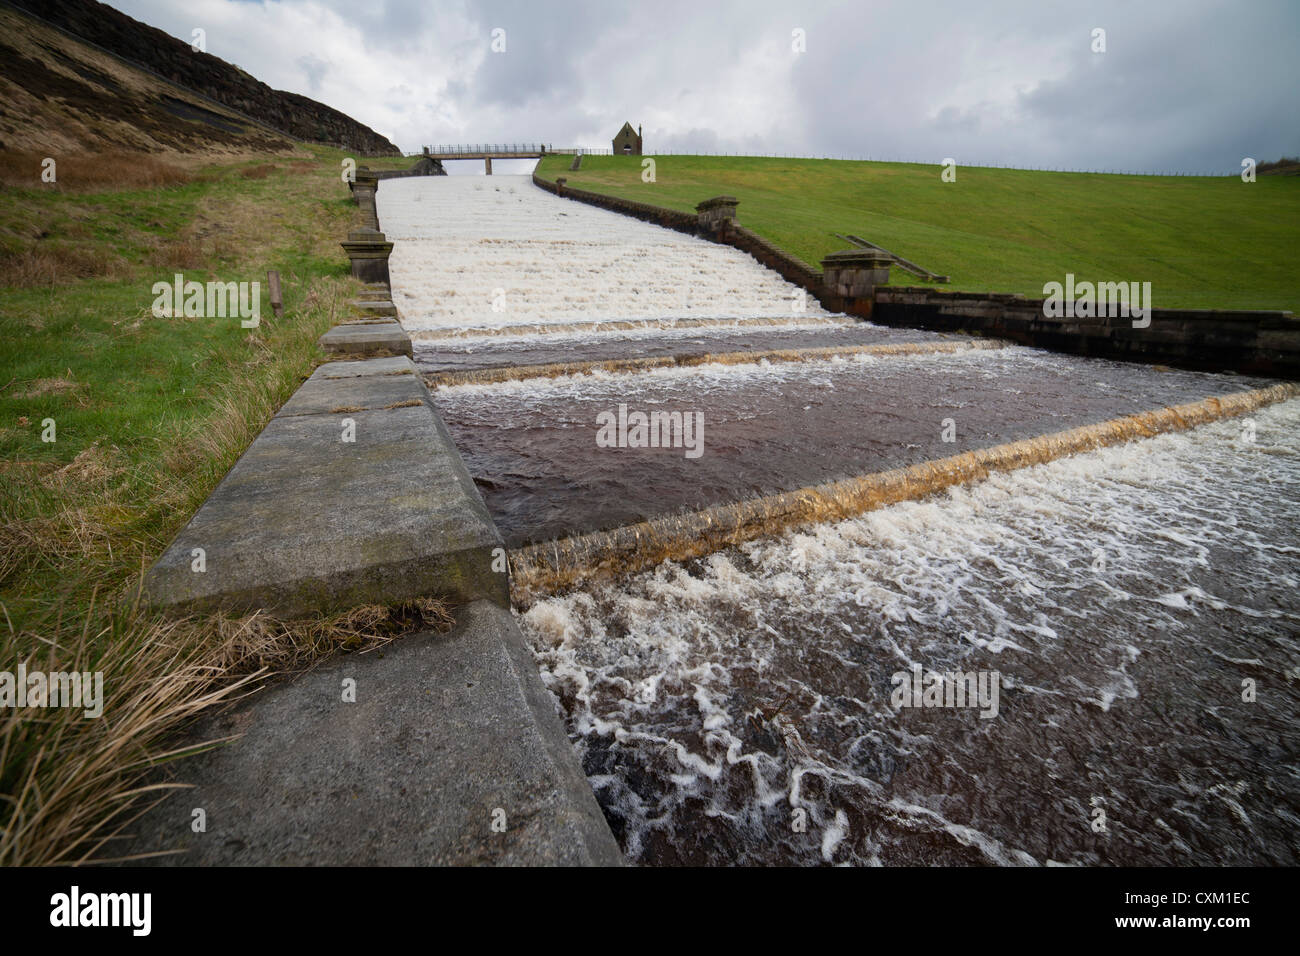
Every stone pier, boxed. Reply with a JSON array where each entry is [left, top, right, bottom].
[[695, 195, 739, 234], [821, 249, 893, 316], [341, 228, 394, 286]]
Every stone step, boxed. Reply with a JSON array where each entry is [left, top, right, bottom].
[[144, 356, 505, 616], [121, 599, 622, 865], [319, 319, 412, 358]]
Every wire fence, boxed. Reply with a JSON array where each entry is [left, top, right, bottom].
[[407, 146, 1239, 177]]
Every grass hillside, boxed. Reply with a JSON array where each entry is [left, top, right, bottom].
[[0, 147, 424, 864], [536, 154, 1299, 312]]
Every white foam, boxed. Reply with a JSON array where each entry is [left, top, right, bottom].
[[376, 175, 833, 330]]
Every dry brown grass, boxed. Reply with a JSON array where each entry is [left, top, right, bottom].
[[238, 164, 277, 180], [0, 243, 127, 287], [0, 596, 455, 865], [144, 237, 204, 271], [0, 151, 194, 191]]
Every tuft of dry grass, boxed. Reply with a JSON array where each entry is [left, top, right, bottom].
[[238, 164, 276, 180], [144, 237, 204, 271], [0, 243, 127, 287], [0, 595, 455, 866]]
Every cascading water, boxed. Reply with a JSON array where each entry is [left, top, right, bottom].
[[382, 175, 1299, 866], [516, 401, 1300, 865], [378, 175, 830, 331]]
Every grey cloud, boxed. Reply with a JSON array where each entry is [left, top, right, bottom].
[[108, 0, 1299, 171]]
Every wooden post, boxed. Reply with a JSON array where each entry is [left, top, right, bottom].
[[267, 270, 284, 319]]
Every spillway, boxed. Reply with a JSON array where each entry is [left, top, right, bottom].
[[381, 174, 1299, 867]]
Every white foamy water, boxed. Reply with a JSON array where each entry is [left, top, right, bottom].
[[376, 175, 833, 331], [517, 400, 1300, 866], [412, 315, 852, 348]]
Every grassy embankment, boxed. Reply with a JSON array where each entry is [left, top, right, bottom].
[[0, 147, 445, 865], [536, 154, 1299, 312]]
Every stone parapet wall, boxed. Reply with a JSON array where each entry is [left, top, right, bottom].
[[874, 287, 1300, 378]]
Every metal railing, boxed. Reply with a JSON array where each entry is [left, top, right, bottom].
[[405, 145, 616, 157], [407, 144, 550, 156]]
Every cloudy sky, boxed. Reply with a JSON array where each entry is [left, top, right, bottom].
[[107, 0, 1298, 173]]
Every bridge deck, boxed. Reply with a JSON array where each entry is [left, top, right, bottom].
[[424, 151, 544, 160]]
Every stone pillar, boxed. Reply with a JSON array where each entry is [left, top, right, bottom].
[[350, 168, 379, 235], [821, 250, 892, 311], [341, 228, 394, 286], [350, 166, 378, 200], [485, 156, 493, 175], [695, 196, 739, 234]]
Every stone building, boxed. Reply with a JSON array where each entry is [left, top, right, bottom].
[[612, 122, 643, 155]]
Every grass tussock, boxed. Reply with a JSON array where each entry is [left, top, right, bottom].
[[0, 595, 454, 866], [0, 243, 128, 287]]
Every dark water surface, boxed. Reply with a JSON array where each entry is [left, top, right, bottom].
[[432, 346, 1275, 546]]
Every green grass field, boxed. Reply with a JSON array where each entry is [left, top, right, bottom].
[[537, 154, 1299, 312], [0, 146, 419, 864]]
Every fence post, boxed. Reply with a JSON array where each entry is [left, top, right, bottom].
[[267, 270, 283, 319]]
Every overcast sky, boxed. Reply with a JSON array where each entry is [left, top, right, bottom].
[[106, 0, 1298, 173]]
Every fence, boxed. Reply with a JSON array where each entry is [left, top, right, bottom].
[[407, 146, 1239, 177]]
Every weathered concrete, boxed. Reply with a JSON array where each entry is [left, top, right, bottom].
[[822, 249, 893, 316], [319, 319, 412, 358], [351, 299, 399, 317], [695, 194, 739, 232], [121, 600, 623, 866], [341, 228, 393, 285], [144, 357, 507, 615], [277, 361, 423, 417]]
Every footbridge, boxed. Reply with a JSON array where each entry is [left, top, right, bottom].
[[412, 144, 605, 173]]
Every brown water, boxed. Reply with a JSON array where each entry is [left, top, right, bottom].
[[430, 346, 1275, 546]]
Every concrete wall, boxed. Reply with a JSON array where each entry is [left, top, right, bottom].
[[873, 287, 1300, 378]]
